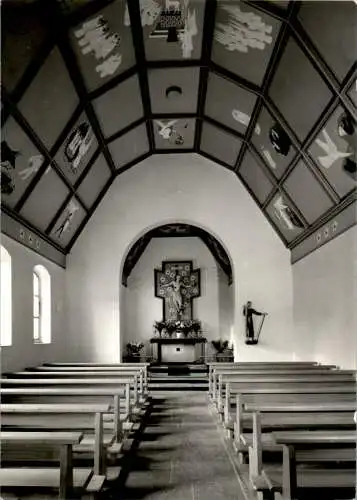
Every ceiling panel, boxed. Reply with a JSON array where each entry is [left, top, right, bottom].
[[149, 67, 200, 114], [298, 1, 357, 81], [76, 154, 112, 209], [347, 79, 357, 110], [283, 161, 334, 224], [49, 197, 86, 248], [69, 0, 136, 92], [1, 117, 45, 208], [200, 122, 242, 167], [17, 47, 79, 150], [153, 118, 195, 149], [266, 191, 305, 243], [269, 36, 333, 141], [308, 106, 357, 198], [108, 123, 149, 169], [1, 2, 52, 93], [92, 74, 143, 138], [239, 149, 274, 204], [20, 166, 70, 231], [211, 2, 281, 86], [266, 0, 290, 7], [204, 72, 258, 135], [251, 105, 297, 179], [54, 112, 98, 184], [139, 0, 206, 61]]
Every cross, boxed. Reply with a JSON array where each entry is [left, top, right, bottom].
[[155, 261, 200, 321]]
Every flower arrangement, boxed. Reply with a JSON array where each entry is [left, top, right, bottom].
[[126, 341, 144, 355], [153, 319, 202, 337]]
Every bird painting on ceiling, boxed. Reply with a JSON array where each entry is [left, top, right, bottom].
[[64, 122, 94, 173], [215, 5, 273, 54], [1, 141, 20, 195], [133, 0, 198, 58], [273, 195, 304, 231], [314, 111, 357, 180], [155, 119, 188, 145]]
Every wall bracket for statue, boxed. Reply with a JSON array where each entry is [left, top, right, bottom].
[[155, 261, 200, 321]]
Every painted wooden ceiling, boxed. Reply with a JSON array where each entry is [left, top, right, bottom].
[[1, 0, 356, 264]]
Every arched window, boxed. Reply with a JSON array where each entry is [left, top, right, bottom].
[[33, 265, 51, 344], [1, 245, 12, 346]]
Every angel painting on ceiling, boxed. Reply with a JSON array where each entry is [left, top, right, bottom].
[[53, 199, 79, 239], [155, 119, 187, 145], [314, 110, 357, 181], [130, 0, 198, 59], [273, 195, 304, 232], [215, 5, 273, 54], [1, 140, 45, 195], [74, 15, 122, 78], [64, 122, 94, 174]]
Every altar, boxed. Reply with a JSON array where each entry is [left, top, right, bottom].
[[150, 337, 207, 364]]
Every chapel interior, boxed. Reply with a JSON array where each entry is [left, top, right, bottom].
[[0, 0, 356, 499]]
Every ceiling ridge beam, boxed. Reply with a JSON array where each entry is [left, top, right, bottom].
[[194, 0, 217, 151], [126, 0, 155, 153]]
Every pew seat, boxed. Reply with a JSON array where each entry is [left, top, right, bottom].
[[0, 431, 97, 499]]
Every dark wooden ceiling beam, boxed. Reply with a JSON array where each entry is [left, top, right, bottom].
[[126, 0, 155, 153], [194, 0, 217, 151]]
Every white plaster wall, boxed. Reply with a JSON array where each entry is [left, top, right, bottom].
[[121, 237, 220, 357], [65, 153, 294, 362], [0, 234, 66, 372], [292, 226, 357, 369]]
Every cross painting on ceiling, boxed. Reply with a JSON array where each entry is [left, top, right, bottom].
[[138, 0, 200, 59], [155, 261, 200, 321], [308, 106, 357, 197], [1, 118, 45, 208]]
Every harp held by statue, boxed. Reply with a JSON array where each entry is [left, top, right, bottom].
[[245, 313, 267, 345]]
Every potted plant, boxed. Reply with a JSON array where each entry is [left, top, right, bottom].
[[126, 341, 144, 362], [211, 339, 232, 362]]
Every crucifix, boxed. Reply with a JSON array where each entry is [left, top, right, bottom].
[[155, 261, 200, 321]]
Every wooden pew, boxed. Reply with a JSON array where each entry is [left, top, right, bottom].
[[0, 431, 89, 500], [21, 366, 148, 396], [253, 430, 357, 500], [209, 365, 342, 401], [0, 403, 113, 479], [221, 376, 357, 419], [1, 376, 141, 409], [207, 362, 325, 394], [0, 386, 132, 449]]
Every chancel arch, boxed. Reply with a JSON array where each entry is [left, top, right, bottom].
[[120, 222, 235, 363]]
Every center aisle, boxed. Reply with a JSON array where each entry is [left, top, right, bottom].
[[120, 392, 245, 500]]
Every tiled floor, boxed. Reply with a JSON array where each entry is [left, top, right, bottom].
[[119, 392, 245, 500]]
